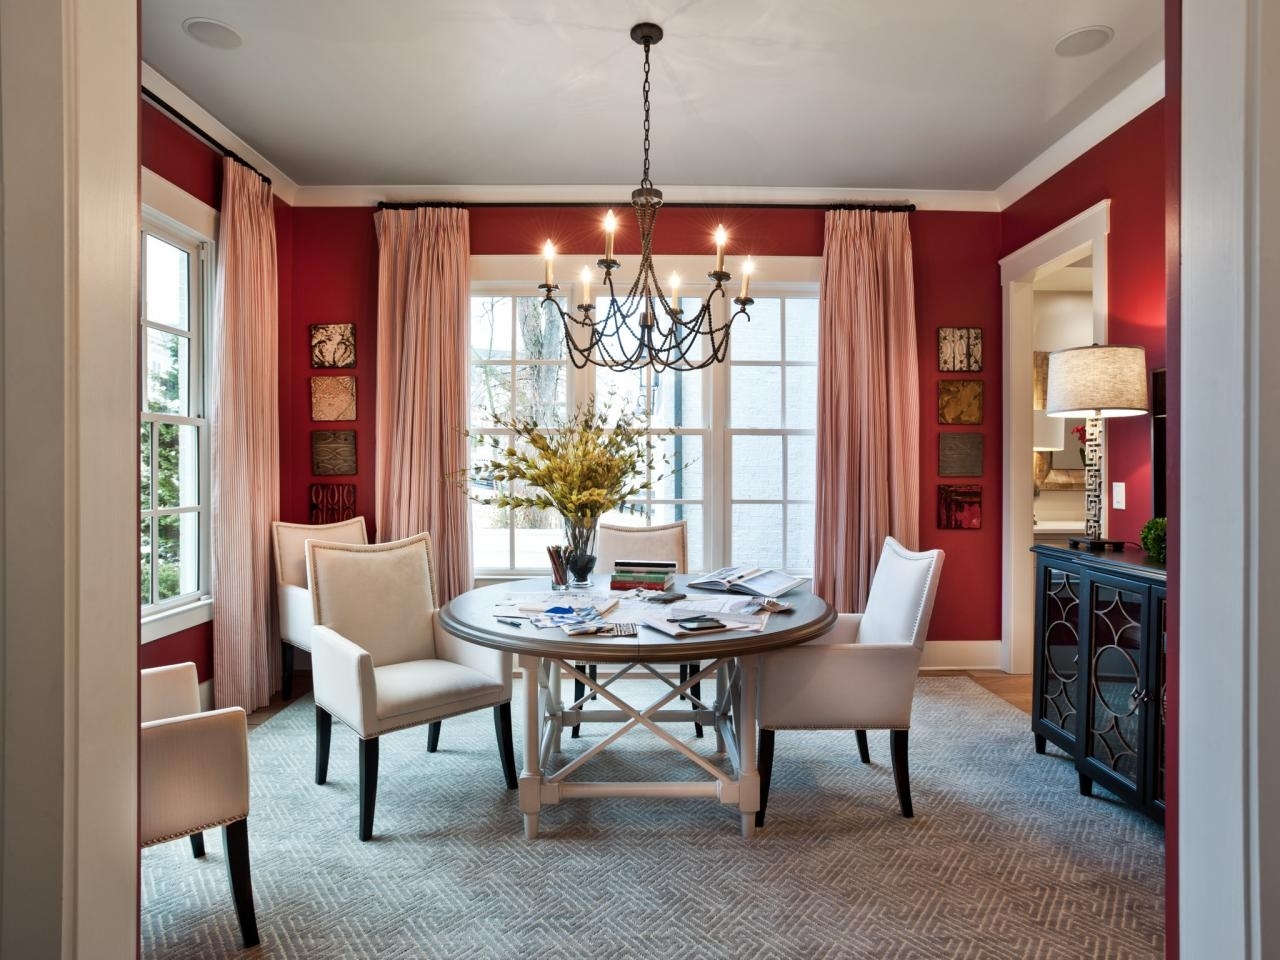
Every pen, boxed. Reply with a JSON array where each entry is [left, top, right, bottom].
[[496, 617, 524, 628]]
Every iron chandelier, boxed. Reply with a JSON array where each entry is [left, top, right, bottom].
[[538, 22, 754, 372]]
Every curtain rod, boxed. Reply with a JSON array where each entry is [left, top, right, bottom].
[[375, 201, 917, 212], [141, 86, 272, 187]]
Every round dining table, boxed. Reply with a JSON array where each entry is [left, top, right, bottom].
[[438, 576, 836, 838]]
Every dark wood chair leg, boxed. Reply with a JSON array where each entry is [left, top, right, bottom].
[[890, 729, 913, 818], [679, 663, 688, 700], [689, 662, 703, 737], [427, 721, 441, 753], [494, 702, 518, 789], [315, 705, 332, 785], [358, 736, 379, 841], [855, 729, 871, 764], [221, 819, 259, 948], [189, 832, 205, 859], [589, 663, 598, 698], [1034, 732, 1047, 755], [755, 728, 776, 828], [572, 664, 585, 738], [281, 641, 295, 701]]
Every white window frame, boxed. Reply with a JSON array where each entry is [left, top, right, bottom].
[[140, 177, 216, 640], [469, 255, 821, 579]]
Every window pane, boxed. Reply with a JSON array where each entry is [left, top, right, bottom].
[[596, 367, 647, 415], [514, 364, 565, 423], [155, 423, 200, 508], [140, 519, 152, 606], [471, 363, 512, 424], [516, 297, 565, 360], [145, 234, 190, 331], [785, 365, 818, 429], [786, 502, 816, 572], [140, 423, 152, 511], [651, 434, 703, 500], [156, 512, 199, 601], [469, 500, 509, 571], [787, 435, 816, 500], [513, 506, 561, 570], [733, 297, 780, 361], [145, 328, 190, 415], [733, 435, 783, 500], [731, 504, 785, 568], [471, 297, 513, 359], [785, 298, 820, 360], [730, 365, 781, 428], [650, 367, 704, 428]]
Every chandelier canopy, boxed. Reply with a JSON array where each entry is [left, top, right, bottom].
[[539, 22, 753, 372]]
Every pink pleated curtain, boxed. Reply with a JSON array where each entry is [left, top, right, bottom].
[[373, 206, 473, 601], [813, 209, 920, 612], [211, 159, 280, 710]]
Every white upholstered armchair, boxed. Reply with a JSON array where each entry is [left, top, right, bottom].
[[272, 516, 368, 699], [308, 532, 517, 840], [756, 537, 944, 826], [140, 662, 259, 948]]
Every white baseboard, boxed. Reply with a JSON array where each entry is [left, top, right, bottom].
[[920, 640, 1005, 672]]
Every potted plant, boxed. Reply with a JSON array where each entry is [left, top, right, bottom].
[[1140, 516, 1167, 563]]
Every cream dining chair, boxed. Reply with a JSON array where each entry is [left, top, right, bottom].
[[573, 520, 699, 737], [755, 536, 944, 826], [140, 662, 259, 948], [272, 516, 368, 699], [308, 532, 517, 840]]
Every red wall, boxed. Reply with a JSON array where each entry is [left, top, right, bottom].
[[1002, 103, 1167, 546]]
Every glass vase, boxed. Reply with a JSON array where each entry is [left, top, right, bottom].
[[563, 517, 599, 588]]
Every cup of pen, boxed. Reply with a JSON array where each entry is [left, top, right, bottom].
[[548, 545, 570, 591]]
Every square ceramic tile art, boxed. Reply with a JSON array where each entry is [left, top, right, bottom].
[[312, 430, 356, 476], [938, 326, 983, 372], [310, 375, 356, 421], [310, 323, 356, 368], [938, 380, 984, 424], [939, 432, 983, 477], [938, 484, 982, 529]]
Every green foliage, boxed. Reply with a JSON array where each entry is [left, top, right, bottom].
[[140, 333, 190, 605], [1140, 516, 1167, 563]]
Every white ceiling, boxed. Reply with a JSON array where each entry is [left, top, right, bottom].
[[140, 0, 1163, 192]]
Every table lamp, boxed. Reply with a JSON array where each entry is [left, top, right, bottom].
[[1046, 343, 1149, 551]]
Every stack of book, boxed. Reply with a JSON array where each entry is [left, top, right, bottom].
[[609, 560, 677, 591]]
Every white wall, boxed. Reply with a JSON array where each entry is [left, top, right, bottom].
[[0, 0, 138, 955], [1182, 0, 1280, 954]]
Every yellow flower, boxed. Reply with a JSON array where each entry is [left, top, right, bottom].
[[459, 394, 681, 526]]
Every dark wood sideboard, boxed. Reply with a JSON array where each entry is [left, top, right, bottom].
[[1030, 544, 1167, 823]]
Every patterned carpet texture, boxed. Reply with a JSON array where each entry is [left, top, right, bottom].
[[141, 677, 1164, 959]]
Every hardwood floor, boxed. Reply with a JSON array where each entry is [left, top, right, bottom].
[[250, 670, 1033, 724]]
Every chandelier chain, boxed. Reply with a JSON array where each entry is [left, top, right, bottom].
[[641, 41, 652, 189]]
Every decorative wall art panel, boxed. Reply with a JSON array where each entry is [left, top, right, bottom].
[[309, 483, 357, 523], [312, 430, 357, 476], [938, 326, 983, 372], [310, 375, 357, 421], [938, 484, 982, 529], [939, 432, 984, 477], [311, 323, 356, 368], [938, 380, 984, 424]]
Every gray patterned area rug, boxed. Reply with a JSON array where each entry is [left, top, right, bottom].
[[141, 677, 1164, 959]]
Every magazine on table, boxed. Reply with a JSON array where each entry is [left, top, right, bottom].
[[686, 565, 809, 598]]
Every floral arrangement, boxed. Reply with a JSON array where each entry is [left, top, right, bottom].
[[1071, 423, 1088, 465], [465, 396, 677, 543]]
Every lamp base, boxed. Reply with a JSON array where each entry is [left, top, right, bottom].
[[1067, 537, 1126, 552]]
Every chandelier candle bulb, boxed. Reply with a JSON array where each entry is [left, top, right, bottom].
[[740, 259, 754, 299], [669, 272, 680, 306], [714, 225, 727, 273], [604, 210, 617, 261], [579, 267, 592, 307], [543, 240, 555, 287]]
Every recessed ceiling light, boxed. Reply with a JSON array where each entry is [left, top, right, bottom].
[[182, 17, 242, 50], [1054, 25, 1115, 57]]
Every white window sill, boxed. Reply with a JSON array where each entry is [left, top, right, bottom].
[[141, 596, 213, 644]]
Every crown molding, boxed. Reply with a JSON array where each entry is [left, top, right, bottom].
[[289, 183, 999, 211], [141, 62, 301, 205], [994, 61, 1165, 210]]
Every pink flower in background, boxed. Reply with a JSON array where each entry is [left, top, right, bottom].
[[1071, 424, 1087, 445]]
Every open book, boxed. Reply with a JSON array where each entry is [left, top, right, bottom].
[[686, 566, 809, 599]]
